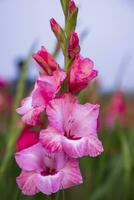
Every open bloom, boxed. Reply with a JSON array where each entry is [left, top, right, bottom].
[[33, 46, 59, 75], [40, 93, 103, 158], [16, 125, 39, 151], [15, 143, 83, 196], [68, 55, 98, 94], [16, 69, 66, 125]]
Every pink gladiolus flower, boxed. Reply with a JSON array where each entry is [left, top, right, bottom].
[[68, 55, 98, 94], [105, 91, 126, 128], [16, 125, 39, 151], [15, 143, 83, 196], [68, 32, 80, 59], [33, 46, 59, 75], [40, 93, 103, 158], [16, 70, 66, 125]]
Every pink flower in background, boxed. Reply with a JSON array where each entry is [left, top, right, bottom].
[[68, 32, 80, 59], [16, 125, 39, 151], [16, 69, 66, 125], [0, 78, 7, 88], [68, 55, 98, 94], [33, 46, 59, 75], [105, 91, 126, 128], [40, 93, 103, 158], [15, 143, 83, 195]]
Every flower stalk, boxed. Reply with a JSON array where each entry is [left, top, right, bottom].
[[14, 0, 103, 197]]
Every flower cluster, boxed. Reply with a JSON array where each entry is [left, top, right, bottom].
[[15, 0, 103, 196]]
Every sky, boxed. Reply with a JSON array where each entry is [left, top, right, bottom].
[[0, 0, 134, 92]]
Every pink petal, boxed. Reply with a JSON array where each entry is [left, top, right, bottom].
[[65, 103, 100, 138], [46, 93, 78, 132], [16, 97, 32, 115], [62, 137, 88, 158], [16, 171, 39, 196], [32, 46, 59, 74], [62, 136, 103, 158], [86, 135, 104, 157], [17, 128, 39, 151], [32, 81, 54, 107], [21, 106, 44, 126], [15, 143, 44, 171], [69, 54, 98, 93], [36, 172, 63, 195], [32, 70, 66, 106], [40, 127, 63, 153], [61, 159, 83, 189]]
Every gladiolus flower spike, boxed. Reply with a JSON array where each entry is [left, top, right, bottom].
[[15, 0, 103, 197]]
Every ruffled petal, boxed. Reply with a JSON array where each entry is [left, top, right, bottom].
[[16, 171, 39, 196], [62, 137, 88, 158], [86, 135, 104, 157], [69, 54, 98, 94], [65, 103, 100, 138], [36, 172, 63, 195], [46, 93, 78, 132], [40, 127, 63, 153], [21, 106, 44, 126], [61, 158, 83, 189], [15, 143, 44, 171], [62, 135, 103, 158], [16, 97, 32, 115]]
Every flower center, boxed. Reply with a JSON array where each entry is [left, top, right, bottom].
[[64, 119, 81, 140], [41, 167, 57, 176]]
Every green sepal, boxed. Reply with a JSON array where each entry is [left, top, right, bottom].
[[53, 26, 66, 55], [65, 7, 78, 37]]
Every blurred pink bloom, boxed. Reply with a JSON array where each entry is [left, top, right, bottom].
[[68, 55, 98, 94], [15, 143, 83, 196], [105, 91, 126, 128], [68, 0, 78, 16], [68, 32, 80, 59], [16, 125, 39, 151], [40, 93, 103, 158], [0, 78, 7, 88], [33, 46, 59, 75], [16, 70, 66, 125]]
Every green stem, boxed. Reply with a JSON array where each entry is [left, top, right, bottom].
[[15, 189, 22, 200], [62, 190, 65, 200], [50, 194, 56, 200]]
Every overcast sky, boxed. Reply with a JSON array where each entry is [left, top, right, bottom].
[[0, 0, 134, 91]]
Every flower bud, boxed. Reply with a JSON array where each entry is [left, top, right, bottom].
[[68, 55, 98, 94], [50, 18, 61, 37], [68, 0, 78, 16], [68, 32, 80, 59], [50, 18, 66, 54], [32, 46, 59, 75]]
